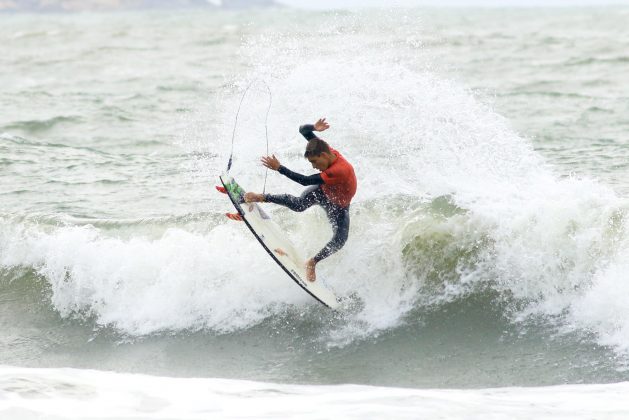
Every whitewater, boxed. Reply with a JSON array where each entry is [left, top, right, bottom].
[[2, 6, 629, 418]]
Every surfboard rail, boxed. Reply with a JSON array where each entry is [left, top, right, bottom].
[[219, 174, 340, 310]]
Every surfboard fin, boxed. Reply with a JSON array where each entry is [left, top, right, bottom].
[[226, 212, 243, 221], [216, 186, 227, 194]]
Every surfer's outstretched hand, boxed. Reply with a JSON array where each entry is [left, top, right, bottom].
[[261, 155, 280, 171], [314, 118, 329, 132]]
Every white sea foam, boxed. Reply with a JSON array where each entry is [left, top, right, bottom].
[[0, 221, 309, 335], [1, 366, 628, 420], [204, 20, 629, 354]]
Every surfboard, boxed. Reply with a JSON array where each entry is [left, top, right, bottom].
[[219, 174, 340, 310]]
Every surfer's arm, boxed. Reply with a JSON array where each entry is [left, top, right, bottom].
[[299, 124, 317, 140], [299, 118, 329, 140], [261, 155, 323, 185], [278, 165, 324, 186]]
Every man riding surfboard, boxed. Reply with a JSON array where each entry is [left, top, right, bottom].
[[243, 118, 357, 283]]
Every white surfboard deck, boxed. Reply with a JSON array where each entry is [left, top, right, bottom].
[[220, 174, 340, 310]]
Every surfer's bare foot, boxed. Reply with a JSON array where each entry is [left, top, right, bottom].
[[306, 258, 317, 282], [244, 192, 264, 203]]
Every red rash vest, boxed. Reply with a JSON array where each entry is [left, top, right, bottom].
[[320, 147, 357, 208]]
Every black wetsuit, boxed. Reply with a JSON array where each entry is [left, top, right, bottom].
[[263, 125, 350, 263]]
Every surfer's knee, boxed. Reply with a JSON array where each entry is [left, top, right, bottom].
[[332, 211, 350, 244], [293, 201, 310, 212], [331, 228, 349, 251]]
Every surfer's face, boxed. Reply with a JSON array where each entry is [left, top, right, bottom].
[[307, 153, 332, 171]]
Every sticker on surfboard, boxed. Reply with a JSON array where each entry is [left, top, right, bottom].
[[219, 174, 340, 310]]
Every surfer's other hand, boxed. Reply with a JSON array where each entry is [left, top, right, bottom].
[[261, 155, 280, 171], [244, 192, 265, 203], [314, 118, 329, 132]]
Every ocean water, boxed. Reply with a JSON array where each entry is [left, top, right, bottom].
[[2, 6, 629, 418]]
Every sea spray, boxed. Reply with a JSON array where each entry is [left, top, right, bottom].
[[1, 10, 629, 382]]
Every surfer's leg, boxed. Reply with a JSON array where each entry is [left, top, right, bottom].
[[306, 207, 349, 281], [263, 186, 323, 212], [313, 206, 350, 263]]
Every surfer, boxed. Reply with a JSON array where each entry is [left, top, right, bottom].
[[244, 118, 357, 282]]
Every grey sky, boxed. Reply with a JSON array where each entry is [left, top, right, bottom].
[[277, 0, 629, 8]]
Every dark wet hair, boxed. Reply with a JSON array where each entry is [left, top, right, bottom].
[[304, 138, 331, 158]]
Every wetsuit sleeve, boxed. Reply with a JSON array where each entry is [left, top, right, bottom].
[[299, 124, 317, 140], [278, 165, 324, 186]]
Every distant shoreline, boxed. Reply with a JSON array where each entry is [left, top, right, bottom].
[[0, 0, 280, 13]]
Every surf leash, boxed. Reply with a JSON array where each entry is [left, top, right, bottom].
[[226, 79, 273, 194]]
